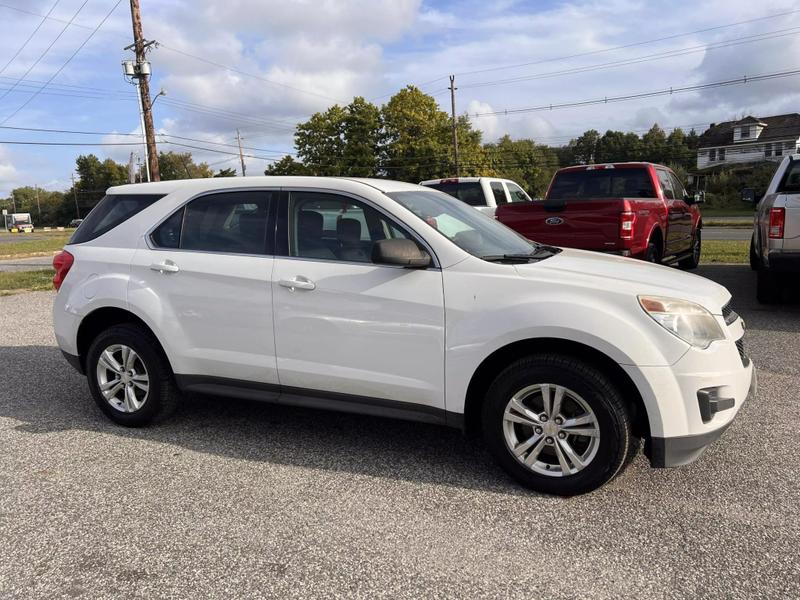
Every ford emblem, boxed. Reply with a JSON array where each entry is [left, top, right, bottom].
[[545, 217, 564, 225]]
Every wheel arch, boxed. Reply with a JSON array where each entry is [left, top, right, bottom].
[[647, 225, 664, 254], [462, 338, 650, 441], [76, 307, 172, 374]]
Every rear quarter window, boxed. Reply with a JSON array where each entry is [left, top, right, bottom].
[[70, 194, 164, 244]]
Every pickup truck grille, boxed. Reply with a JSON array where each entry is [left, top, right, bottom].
[[736, 336, 749, 367], [721, 301, 739, 325]]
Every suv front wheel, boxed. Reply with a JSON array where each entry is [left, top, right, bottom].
[[482, 354, 634, 496], [86, 324, 180, 426]]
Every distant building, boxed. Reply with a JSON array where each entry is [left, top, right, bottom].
[[696, 114, 800, 169]]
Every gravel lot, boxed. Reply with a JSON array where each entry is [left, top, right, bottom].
[[0, 265, 798, 599]]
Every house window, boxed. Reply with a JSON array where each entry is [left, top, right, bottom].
[[718, 148, 726, 161], [740, 126, 750, 139], [776, 143, 783, 157], [709, 149, 717, 162], [765, 143, 772, 157]]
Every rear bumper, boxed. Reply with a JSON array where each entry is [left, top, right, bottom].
[[766, 250, 800, 272]]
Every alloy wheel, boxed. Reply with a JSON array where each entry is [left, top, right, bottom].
[[502, 383, 600, 477], [95, 344, 150, 413]]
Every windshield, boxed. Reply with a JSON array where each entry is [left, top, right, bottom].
[[548, 168, 655, 200], [424, 182, 486, 206], [13, 215, 32, 225], [387, 190, 537, 259]]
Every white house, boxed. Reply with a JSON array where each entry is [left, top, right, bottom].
[[696, 114, 800, 170]]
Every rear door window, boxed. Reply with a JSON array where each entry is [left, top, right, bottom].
[[151, 191, 274, 255], [425, 182, 486, 206], [548, 168, 655, 200], [70, 194, 164, 244], [490, 181, 507, 205]]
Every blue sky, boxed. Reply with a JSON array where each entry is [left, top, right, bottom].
[[1, 0, 800, 197]]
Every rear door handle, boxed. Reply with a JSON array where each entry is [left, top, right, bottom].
[[279, 277, 316, 291], [149, 260, 180, 273]]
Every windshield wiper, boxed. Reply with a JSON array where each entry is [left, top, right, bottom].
[[480, 246, 561, 263]]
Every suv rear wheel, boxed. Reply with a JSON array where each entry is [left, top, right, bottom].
[[481, 354, 634, 496], [86, 324, 180, 426]]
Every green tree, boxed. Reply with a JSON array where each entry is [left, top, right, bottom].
[[295, 104, 347, 176], [483, 135, 559, 196], [341, 96, 382, 177], [214, 167, 238, 177], [68, 154, 129, 218], [569, 130, 601, 164], [5, 186, 65, 226], [596, 130, 640, 163], [158, 151, 213, 180], [640, 124, 668, 163], [264, 155, 312, 176]]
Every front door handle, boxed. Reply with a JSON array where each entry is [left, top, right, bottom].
[[279, 277, 316, 291], [149, 260, 180, 273]]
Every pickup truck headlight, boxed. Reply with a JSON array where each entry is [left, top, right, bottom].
[[638, 296, 725, 349]]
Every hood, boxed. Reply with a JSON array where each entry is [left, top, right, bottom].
[[514, 248, 731, 313]]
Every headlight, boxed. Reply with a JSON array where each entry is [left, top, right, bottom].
[[638, 296, 725, 349]]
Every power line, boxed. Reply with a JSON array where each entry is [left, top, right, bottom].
[[1, 0, 124, 125], [472, 68, 800, 117], [0, 0, 89, 105], [459, 27, 800, 90], [0, 0, 62, 76]]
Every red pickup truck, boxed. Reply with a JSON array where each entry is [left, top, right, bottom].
[[495, 163, 703, 268]]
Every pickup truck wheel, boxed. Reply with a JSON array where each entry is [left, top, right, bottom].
[[644, 241, 661, 264], [481, 354, 634, 496], [86, 324, 180, 426], [678, 229, 701, 270], [756, 269, 782, 304], [749, 235, 759, 271]]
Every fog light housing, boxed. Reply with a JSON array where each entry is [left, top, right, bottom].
[[697, 387, 735, 423]]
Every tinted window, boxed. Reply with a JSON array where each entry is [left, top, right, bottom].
[[150, 208, 184, 249], [778, 160, 800, 193], [506, 182, 530, 203], [289, 192, 415, 263], [426, 182, 486, 206], [70, 194, 163, 244], [549, 168, 655, 200], [490, 182, 507, 205], [669, 173, 686, 200], [181, 191, 272, 254], [656, 170, 675, 200]]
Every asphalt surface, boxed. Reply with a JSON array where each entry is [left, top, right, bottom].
[[703, 227, 752, 241], [0, 265, 798, 599]]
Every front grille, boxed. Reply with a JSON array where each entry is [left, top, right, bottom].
[[736, 336, 749, 367], [721, 300, 739, 325]]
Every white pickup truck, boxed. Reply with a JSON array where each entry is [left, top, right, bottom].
[[419, 177, 533, 216], [746, 154, 800, 302]]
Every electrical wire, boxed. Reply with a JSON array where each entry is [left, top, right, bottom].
[[0, 0, 62, 76], [1, 0, 124, 125]]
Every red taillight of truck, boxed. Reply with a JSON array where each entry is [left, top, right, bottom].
[[768, 208, 785, 239], [52, 250, 74, 291], [619, 211, 636, 240]]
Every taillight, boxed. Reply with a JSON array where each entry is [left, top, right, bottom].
[[620, 211, 636, 240], [52, 250, 74, 290], [768, 208, 785, 239]]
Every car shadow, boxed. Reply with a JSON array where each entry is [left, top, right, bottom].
[[2, 344, 545, 497]]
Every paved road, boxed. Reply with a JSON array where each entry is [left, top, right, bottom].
[[0, 266, 798, 599], [0, 256, 53, 272], [704, 227, 752, 241]]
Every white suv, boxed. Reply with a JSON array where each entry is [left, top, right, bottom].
[[53, 177, 754, 495]]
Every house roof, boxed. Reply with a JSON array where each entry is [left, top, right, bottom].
[[698, 113, 800, 148]]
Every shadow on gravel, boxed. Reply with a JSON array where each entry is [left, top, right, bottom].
[[0, 344, 533, 496]]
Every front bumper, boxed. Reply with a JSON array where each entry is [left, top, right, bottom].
[[649, 369, 757, 467]]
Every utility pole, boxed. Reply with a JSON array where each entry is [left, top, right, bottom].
[[236, 129, 246, 176], [128, 152, 136, 183], [71, 173, 80, 219], [35, 185, 41, 219], [126, 0, 159, 181], [449, 75, 460, 177], [11, 190, 16, 213]]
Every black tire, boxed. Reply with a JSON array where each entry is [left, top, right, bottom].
[[86, 323, 180, 426], [644, 240, 661, 264], [749, 235, 759, 271], [481, 354, 635, 496], [756, 269, 782, 304], [678, 229, 701, 270]]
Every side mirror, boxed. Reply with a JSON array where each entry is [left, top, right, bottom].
[[372, 239, 431, 268], [741, 188, 756, 203]]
